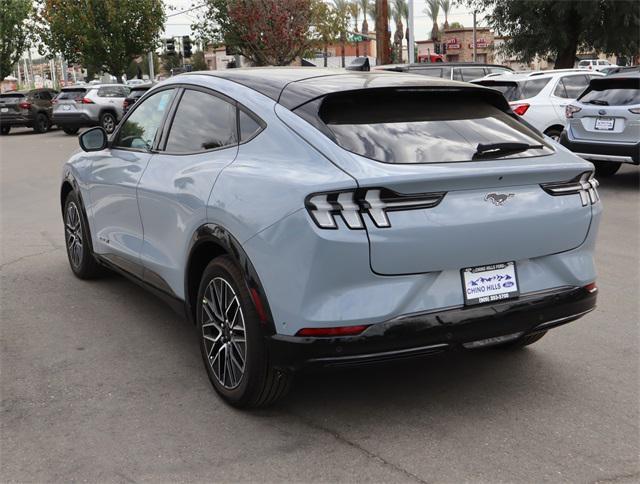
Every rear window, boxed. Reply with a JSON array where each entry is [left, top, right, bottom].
[[301, 89, 551, 164], [57, 89, 86, 100], [477, 78, 549, 101], [579, 78, 640, 106], [129, 88, 149, 99]]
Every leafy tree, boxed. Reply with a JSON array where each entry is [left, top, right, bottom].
[[192, 0, 321, 66], [35, 0, 165, 82], [333, 0, 351, 67], [0, 0, 32, 80], [449, 21, 463, 29], [161, 52, 183, 74], [126, 53, 160, 80], [313, 2, 342, 66], [463, 0, 640, 68], [191, 51, 209, 71], [425, 0, 440, 40]]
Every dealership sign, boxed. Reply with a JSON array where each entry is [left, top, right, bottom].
[[469, 38, 489, 48], [447, 38, 461, 49]]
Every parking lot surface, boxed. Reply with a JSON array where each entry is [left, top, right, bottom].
[[1, 127, 639, 483]]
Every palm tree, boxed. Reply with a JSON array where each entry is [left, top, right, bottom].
[[425, 0, 440, 41], [440, 0, 451, 30], [394, 0, 408, 62], [359, 0, 370, 34], [392, 0, 407, 62], [333, 0, 351, 67], [349, 1, 361, 56]]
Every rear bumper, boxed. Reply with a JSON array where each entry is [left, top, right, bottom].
[[52, 112, 95, 127], [268, 285, 597, 370], [0, 114, 33, 127], [560, 131, 640, 165]]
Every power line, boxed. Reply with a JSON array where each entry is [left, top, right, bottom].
[[166, 2, 207, 18]]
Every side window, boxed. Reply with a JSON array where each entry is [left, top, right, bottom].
[[520, 78, 550, 98], [461, 67, 486, 81], [116, 86, 130, 98], [113, 89, 175, 150], [239, 109, 263, 142], [32, 92, 41, 100], [561, 75, 590, 98], [413, 67, 442, 78], [165, 89, 237, 153], [553, 79, 568, 98], [40, 91, 52, 101], [452, 68, 463, 81]]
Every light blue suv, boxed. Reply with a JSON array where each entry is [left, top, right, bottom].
[[61, 69, 601, 407]]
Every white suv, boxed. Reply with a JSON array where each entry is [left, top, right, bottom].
[[473, 69, 605, 140], [578, 59, 617, 72]]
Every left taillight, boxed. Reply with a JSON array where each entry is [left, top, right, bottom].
[[305, 188, 446, 230], [81, 97, 94, 104], [18, 101, 31, 110]]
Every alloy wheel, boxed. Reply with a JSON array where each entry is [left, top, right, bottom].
[[201, 277, 247, 389], [65, 202, 83, 268], [102, 114, 116, 133]]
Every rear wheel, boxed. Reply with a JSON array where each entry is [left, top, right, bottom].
[[593, 161, 621, 177], [33, 113, 50, 133], [62, 126, 79, 135], [100, 112, 117, 134], [197, 256, 292, 408], [63, 191, 102, 279], [0, 126, 9, 135]]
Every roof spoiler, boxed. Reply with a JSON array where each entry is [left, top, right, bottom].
[[346, 57, 370, 72]]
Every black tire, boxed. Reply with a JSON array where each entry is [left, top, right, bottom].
[[496, 331, 547, 349], [33, 113, 50, 133], [197, 255, 292, 408], [63, 190, 103, 279], [593, 161, 621, 177], [544, 128, 562, 142], [0, 126, 10, 135], [62, 126, 80, 135], [100, 112, 117, 134]]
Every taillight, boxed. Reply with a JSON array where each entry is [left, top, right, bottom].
[[305, 188, 446, 230], [81, 97, 94, 104], [565, 104, 582, 118], [584, 282, 598, 294], [540, 172, 599, 207], [18, 101, 31, 109], [296, 325, 369, 337], [510, 103, 530, 116]]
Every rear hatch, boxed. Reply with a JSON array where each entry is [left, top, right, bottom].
[[0, 93, 27, 117], [53, 88, 87, 114], [569, 76, 640, 143], [294, 87, 595, 275]]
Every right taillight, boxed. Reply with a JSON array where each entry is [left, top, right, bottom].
[[510, 103, 530, 116], [566, 104, 582, 118], [81, 97, 94, 104], [629, 107, 640, 114], [541, 171, 599, 207], [305, 188, 446, 230]]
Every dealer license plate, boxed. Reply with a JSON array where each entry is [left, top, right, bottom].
[[461, 262, 519, 306], [595, 117, 615, 130], [63, 105, 71, 111], [1, 108, 8, 113]]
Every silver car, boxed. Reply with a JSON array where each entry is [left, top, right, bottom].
[[53, 84, 130, 135], [561, 72, 640, 176]]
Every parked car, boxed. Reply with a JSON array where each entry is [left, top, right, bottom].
[[374, 62, 514, 81], [473, 69, 605, 140], [53, 84, 130, 135], [122, 83, 154, 115], [61, 69, 601, 407], [560, 71, 640, 177], [126, 79, 147, 86], [0, 88, 58, 134], [578, 59, 617, 72]]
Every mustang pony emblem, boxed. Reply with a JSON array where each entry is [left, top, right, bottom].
[[485, 193, 515, 206]]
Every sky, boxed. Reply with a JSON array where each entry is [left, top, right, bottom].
[[163, 0, 486, 43]]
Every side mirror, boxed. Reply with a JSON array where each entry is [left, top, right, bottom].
[[79, 127, 108, 152]]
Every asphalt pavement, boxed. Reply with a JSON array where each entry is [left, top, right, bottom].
[[1, 127, 639, 483]]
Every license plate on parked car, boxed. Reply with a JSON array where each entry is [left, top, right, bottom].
[[0, 108, 8, 113], [595, 117, 615, 130], [63, 105, 71, 111], [461, 262, 519, 306]]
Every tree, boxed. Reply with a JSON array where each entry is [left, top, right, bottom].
[[191, 51, 208, 71], [449, 21, 463, 29], [35, 0, 165, 83], [424, 0, 440, 41], [192, 0, 321, 66], [0, 0, 32, 80], [349, 1, 361, 56], [313, 3, 341, 66], [464, 0, 640, 68], [440, 0, 451, 30], [391, 0, 406, 63], [359, 0, 370, 34], [333, 0, 351, 67]]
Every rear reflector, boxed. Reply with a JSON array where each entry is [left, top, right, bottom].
[[249, 288, 268, 323], [584, 282, 597, 294], [296, 325, 369, 337]]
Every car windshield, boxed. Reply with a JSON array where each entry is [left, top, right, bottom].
[[57, 89, 86, 101], [579, 79, 640, 105], [304, 89, 552, 164]]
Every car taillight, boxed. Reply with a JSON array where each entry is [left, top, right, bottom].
[[18, 101, 31, 109], [584, 282, 598, 294], [305, 188, 446, 230], [510, 103, 530, 116], [565, 104, 582, 118], [81, 97, 94, 104], [629, 107, 640, 114], [540, 171, 599, 207], [296, 325, 369, 337]]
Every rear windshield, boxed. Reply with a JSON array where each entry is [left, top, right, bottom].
[[301, 89, 551, 164], [57, 88, 87, 100], [477, 78, 550, 101], [579, 79, 640, 106]]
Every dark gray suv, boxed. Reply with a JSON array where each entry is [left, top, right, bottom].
[[0, 88, 58, 134]]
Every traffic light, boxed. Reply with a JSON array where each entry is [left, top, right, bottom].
[[165, 38, 176, 55], [182, 36, 192, 58], [434, 43, 441, 54]]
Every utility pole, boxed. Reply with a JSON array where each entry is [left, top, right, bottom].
[[472, 11, 477, 63], [376, 0, 390, 65], [408, 0, 415, 63], [27, 49, 34, 87], [148, 51, 155, 80]]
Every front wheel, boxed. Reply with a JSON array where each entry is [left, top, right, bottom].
[[593, 161, 621, 177], [33, 113, 50, 133], [100, 112, 117, 134], [197, 256, 292, 408], [63, 191, 103, 279]]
